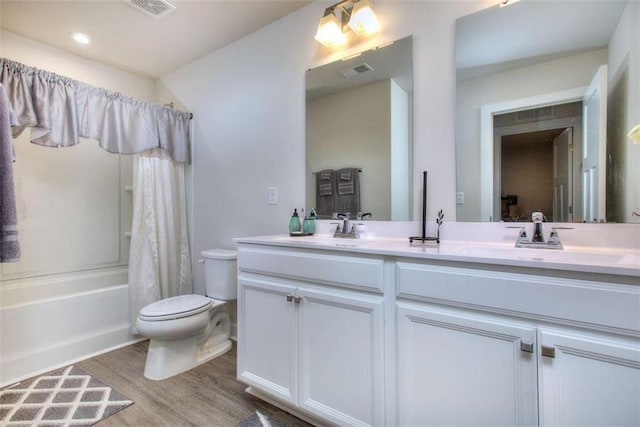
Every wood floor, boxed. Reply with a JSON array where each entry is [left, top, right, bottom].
[[74, 340, 312, 427]]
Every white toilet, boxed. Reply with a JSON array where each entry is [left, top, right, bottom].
[[136, 249, 237, 380]]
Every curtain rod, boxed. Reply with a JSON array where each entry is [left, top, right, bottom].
[[164, 102, 193, 120]]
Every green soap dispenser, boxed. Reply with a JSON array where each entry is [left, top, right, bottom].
[[289, 208, 302, 233], [303, 208, 316, 235]]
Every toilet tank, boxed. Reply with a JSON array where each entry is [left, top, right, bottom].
[[201, 249, 237, 300]]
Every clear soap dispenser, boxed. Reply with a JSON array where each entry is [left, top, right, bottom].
[[289, 208, 302, 233]]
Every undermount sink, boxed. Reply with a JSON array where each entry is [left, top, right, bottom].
[[451, 244, 640, 267]]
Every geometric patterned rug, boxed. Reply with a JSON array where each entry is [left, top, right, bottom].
[[236, 410, 284, 427], [0, 365, 134, 427]]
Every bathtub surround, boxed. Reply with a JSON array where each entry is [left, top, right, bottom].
[[0, 83, 20, 263]]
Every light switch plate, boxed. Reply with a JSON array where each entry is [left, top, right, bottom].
[[456, 192, 464, 205], [268, 187, 278, 205]]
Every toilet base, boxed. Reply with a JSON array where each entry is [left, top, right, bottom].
[[142, 307, 232, 381], [143, 335, 232, 380]]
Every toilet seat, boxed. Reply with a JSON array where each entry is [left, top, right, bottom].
[[139, 294, 212, 321]]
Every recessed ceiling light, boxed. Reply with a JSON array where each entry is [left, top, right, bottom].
[[71, 32, 92, 45]]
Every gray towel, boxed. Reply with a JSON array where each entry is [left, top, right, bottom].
[[336, 167, 360, 216], [0, 83, 21, 262], [315, 169, 336, 218], [318, 169, 333, 196]]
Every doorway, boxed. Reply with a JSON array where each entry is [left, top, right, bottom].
[[494, 102, 582, 222]]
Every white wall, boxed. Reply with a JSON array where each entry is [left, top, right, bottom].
[[160, 0, 493, 294], [306, 79, 391, 220], [0, 30, 154, 386], [455, 48, 609, 221]]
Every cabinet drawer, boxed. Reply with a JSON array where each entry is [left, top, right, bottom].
[[238, 245, 384, 292], [396, 262, 640, 334]]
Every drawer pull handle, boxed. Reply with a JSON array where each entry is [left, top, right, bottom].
[[294, 296, 302, 304], [520, 341, 534, 353], [286, 294, 294, 302], [541, 345, 556, 358]]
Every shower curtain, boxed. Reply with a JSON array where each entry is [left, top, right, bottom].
[[128, 149, 192, 333]]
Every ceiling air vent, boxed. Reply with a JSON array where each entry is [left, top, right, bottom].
[[516, 106, 554, 122], [338, 63, 374, 79], [126, 0, 176, 18]]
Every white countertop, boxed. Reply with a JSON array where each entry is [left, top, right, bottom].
[[235, 234, 640, 278]]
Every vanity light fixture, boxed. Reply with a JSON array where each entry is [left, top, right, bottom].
[[498, 0, 520, 7], [314, 0, 380, 48], [315, 8, 346, 48]]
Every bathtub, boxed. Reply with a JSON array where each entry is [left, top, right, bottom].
[[1, 267, 142, 387]]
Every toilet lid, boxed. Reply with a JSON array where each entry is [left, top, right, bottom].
[[139, 294, 212, 321]]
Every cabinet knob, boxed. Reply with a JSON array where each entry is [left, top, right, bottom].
[[293, 296, 302, 304], [541, 345, 556, 358], [286, 294, 294, 302]]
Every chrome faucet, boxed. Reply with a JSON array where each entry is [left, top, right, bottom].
[[332, 213, 360, 239], [509, 212, 569, 250]]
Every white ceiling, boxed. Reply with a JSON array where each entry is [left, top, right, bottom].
[[0, 0, 310, 79], [306, 36, 413, 100], [455, 0, 628, 74]]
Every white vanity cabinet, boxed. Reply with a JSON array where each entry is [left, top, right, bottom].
[[236, 237, 639, 427], [396, 261, 640, 427], [396, 302, 539, 426], [538, 328, 640, 426], [237, 244, 385, 427]]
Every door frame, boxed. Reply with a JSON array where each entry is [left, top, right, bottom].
[[480, 87, 586, 222]]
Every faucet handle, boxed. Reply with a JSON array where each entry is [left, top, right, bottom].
[[517, 227, 528, 242], [506, 226, 528, 243]]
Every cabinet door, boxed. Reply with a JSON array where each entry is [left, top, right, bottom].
[[237, 276, 298, 405], [397, 303, 538, 426], [298, 287, 384, 427], [539, 329, 640, 426]]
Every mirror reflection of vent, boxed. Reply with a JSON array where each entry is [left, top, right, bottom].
[[126, 0, 176, 18], [338, 63, 374, 78], [516, 106, 553, 122]]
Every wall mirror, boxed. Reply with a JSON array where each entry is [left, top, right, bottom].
[[306, 36, 413, 220], [455, 0, 638, 223]]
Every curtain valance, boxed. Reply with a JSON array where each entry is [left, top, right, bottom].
[[0, 58, 191, 163]]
